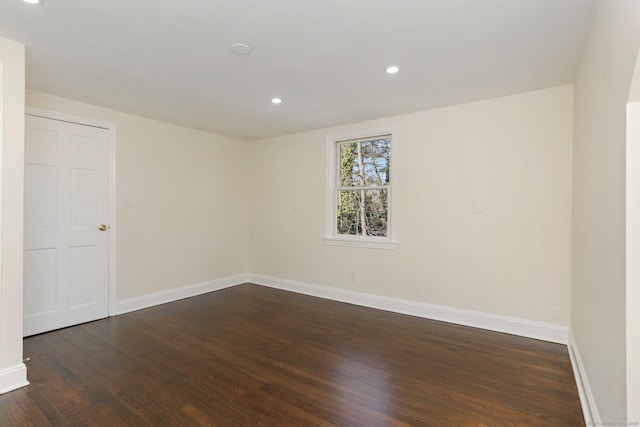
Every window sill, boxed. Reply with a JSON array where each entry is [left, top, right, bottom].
[[323, 237, 397, 250]]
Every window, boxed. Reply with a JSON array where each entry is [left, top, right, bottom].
[[325, 131, 397, 249]]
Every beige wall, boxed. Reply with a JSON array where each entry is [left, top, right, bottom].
[[572, 0, 640, 422], [249, 85, 573, 326], [0, 36, 26, 389], [26, 91, 249, 301]]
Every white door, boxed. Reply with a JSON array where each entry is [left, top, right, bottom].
[[23, 114, 111, 336]]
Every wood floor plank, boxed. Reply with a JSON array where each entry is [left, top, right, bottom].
[[11, 389, 52, 427], [5, 284, 584, 426], [25, 387, 72, 426], [0, 389, 49, 427]]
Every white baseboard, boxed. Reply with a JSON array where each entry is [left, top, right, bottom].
[[248, 274, 569, 344], [114, 273, 568, 344], [568, 331, 600, 425], [0, 363, 29, 394], [115, 273, 569, 344], [116, 273, 249, 315]]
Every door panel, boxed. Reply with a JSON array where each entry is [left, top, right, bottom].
[[25, 164, 57, 227], [23, 248, 57, 316], [71, 168, 98, 226], [24, 115, 110, 336], [69, 245, 97, 308]]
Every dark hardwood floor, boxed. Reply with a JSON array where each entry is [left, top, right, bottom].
[[1, 284, 584, 426]]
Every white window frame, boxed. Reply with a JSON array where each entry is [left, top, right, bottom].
[[324, 128, 398, 250]]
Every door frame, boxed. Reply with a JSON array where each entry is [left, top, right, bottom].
[[25, 107, 117, 316], [627, 100, 640, 423]]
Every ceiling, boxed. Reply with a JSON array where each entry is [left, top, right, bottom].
[[0, 0, 597, 141]]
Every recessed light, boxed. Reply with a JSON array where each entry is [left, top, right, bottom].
[[386, 66, 400, 74], [230, 43, 252, 55], [271, 98, 282, 104], [22, 0, 42, 4]]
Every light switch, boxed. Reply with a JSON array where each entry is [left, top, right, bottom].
[[474, 200, 484, 213]]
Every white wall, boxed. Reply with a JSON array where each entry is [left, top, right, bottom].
[[26, 91, 249, 301], [572, 0, 640, 422], [626, 100, 640, 424], [628, 47, 640, 425], [0, 36, 27, 393], [249, 85, 573, 326]]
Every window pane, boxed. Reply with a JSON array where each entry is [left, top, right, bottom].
[[339, 137, 390, 187], [337, 188, 388, 237]]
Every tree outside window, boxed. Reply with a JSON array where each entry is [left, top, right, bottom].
[[336, 135, 391, 237]]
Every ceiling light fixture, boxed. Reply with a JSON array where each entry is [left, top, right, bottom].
[[22, 0, 42, 4], [271, 98, 282, 104], [230, 43, 252, 55], [386, 66, 400, 74]]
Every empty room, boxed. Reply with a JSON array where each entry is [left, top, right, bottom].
[[0, 0, 639, 425]]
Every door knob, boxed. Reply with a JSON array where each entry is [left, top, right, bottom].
[[98, 224, 108, 231]]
